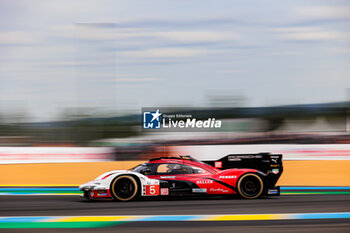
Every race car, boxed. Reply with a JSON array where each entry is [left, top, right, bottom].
[[79, 153, 283, 201]]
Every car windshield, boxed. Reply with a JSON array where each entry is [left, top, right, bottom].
[[130, 163, 151, 173]]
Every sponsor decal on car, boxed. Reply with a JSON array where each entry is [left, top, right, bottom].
[[210, 188, 229, 193], [214, 161, 222, 168], [97, 193, 108, 197], [268, 189, 279, 195], [219, 176, 237, 179], [196, 180, 213, 184], [271, 169, 279, 174], [192, 188, 207, 193], [160, 176, 176, 179], [271, 158, 278, 163], [160, 188, 169, 195], [228, 155, 262, 161]]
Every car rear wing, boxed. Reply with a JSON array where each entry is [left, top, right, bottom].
[[202, 153, 283, 194], [202, 153, 282, 173]]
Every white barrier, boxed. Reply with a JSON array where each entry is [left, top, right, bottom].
[[2, 144, 350, 164], [169, 144, 350, 161], [0, 147, 115, 164]]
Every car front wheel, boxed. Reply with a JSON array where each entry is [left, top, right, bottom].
[[110, 175, 138, 201]]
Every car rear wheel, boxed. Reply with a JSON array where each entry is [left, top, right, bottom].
[[110, 175, 138, 201], [236, 173, 263, 199]]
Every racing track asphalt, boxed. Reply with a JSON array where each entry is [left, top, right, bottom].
[[1, 195, 350, 233]]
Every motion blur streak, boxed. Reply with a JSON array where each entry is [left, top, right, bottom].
[[1, 212, 350, 229], [1, 194, 349, 232]]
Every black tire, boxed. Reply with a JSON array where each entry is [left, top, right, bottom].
[[236, 173, 264, 199], [110, 175, 138, 201]]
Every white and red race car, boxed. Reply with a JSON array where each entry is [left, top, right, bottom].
[[79, 154, 283, 201]]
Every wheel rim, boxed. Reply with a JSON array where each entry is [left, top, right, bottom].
[[238, 174, 263, 198], [112, 176, 137, 201]]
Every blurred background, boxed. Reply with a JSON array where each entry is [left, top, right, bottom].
[[1, 2, 350, 232], [1, 1, 350, 136]]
